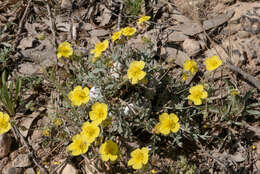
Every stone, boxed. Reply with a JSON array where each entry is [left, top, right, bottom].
[[24, 168, 35, 174], [182, 38, 201, 56], [0, 134, 12, 158], [61, 0, 72, 9], [7, 167, 23, 174], [0, 157, 9, 174], [61, 163, 77, 174], [161, 47, 190, 67], [12, 154, 32, 167]]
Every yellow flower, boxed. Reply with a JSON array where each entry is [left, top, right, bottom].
[[156, 113, 180, 135], [57, 42, 73, 59], [188, 84, 208, 105], [183, 59, 198, 74], [42, 128, 50, 136], [90, 40, 109, 61], [111, 31, 122, 42], [182, 72, 189, 81], [137, 16, 151, 25], [99, 140, 118, 162], [89, 102, 108, 125], [122, 27, 137, 36], [68, 86, 90, 106], [153, 123, 161, 134], [53, 118, 62, 126], [230, 89, 239, 96], [252, 145, 256, 150], [0, 112, 11, 135], [81, 122, 100, 143], [127, 61, 146, 85], [128, 147, 149, 170], [151, 169, 157, 174], [67, 134, 89, 156], [204, 56, 223, 71]]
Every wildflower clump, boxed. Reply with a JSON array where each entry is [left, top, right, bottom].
[[0, 112, 11, 135], [99, 140, 118, 162], [81, 122, 100, 143], [188, 84, 208, 105], [89, 102, 108, 125], [68, 86, 90, 106], [90, 40, 109, 63], [183, 59, 198, 74], [204, 56, 223, 71], [137, 16, 151, 25], [155, 113, 180, 135], [128, 147, 149, 169], [67, 134, 89, 156], [57, 41, 73, 59], [122, 27, 137, 37], [127, 61, 146, 85], [111, 31, 122, 42]]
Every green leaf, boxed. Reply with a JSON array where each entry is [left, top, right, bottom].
[[1, 71, 6, 86], [15, 78, 21, 100], [246, 103, 260, 108], [242, 89, 254, 102], [9, 81, 13, 99], [246, 109, 260, 115]]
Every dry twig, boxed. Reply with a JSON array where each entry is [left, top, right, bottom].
[[46, 1, 57, 47], [14, 0, 32, 49]]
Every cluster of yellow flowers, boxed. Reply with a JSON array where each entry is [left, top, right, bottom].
[[0, 112, 11, 135], [56, 15, 226, 171], [183, 56, 222, 80], [183, 56, 223, 105], [67, 87, 150, 169]]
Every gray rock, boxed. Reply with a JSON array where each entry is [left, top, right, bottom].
[[24, 168, 35, 174], [182, 38, 201, 56], [12, 154, 32, 167], [0, 134, 12, 159], [8, 167, 23, 174], [61, 163, 77, 174]]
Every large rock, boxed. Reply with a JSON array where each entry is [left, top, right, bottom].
[[182, 38, 201, 56], [61, 163, 78, 174], [12, 154, 32, 168], [0, 134, 12, 159]]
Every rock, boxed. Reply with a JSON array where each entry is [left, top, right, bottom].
[[0, 157, 9, 173], [170, 10, 234, 36], [19, 39, 57, 69], [237, 31, 250, 38], [12, 154, 32, 167], [24, 168, 35, 174], [0, 134, 12, 158], [165, 30, 188, 42], [182, 38, 201, 56], [18, 63, 41, 76], [61, 163, 77, 174], [7, 167, 23, 174], [161, 47, 190, 67], [61, 0, 72, 9]]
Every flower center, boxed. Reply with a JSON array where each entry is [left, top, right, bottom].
[[136, 152, 144, 162], [193, 90, 202, 99], [131, 67, 141, 76], [105, 145, 114, 154], [211, 60, 218, 67], [76, 91, 86, 100]]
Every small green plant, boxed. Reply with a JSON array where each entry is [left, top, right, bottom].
[[0, 47, 12, 71], [0, 71, 21, 116], [125, 0, 143, 17]]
